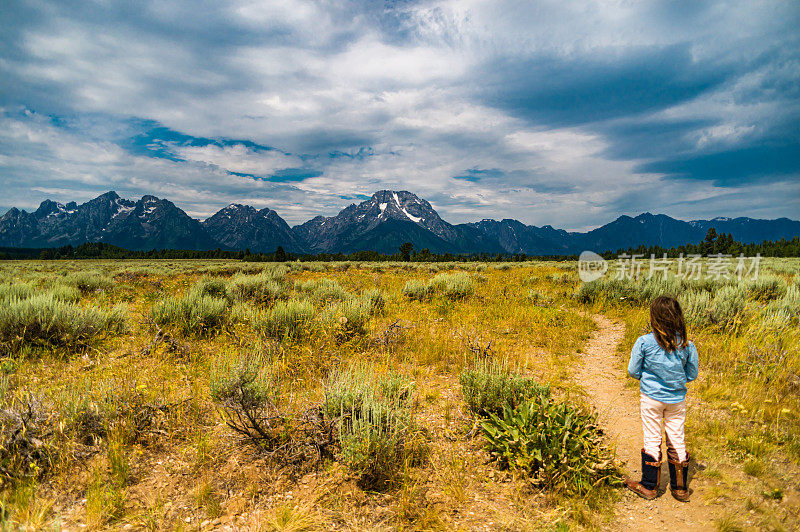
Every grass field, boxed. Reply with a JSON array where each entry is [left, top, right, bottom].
[[0, 258, 798, 530]]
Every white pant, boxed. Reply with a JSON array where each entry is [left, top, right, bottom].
[[640, 394, 687, 462]]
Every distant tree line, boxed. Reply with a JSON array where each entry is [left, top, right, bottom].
[[1, 230, 798, 261], [602, 229, 800, 259], [0, 242, 247, 260]]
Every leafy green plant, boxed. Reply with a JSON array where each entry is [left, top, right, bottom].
[[680, 289, 713, 327], [766, 285, 800, 321], [45, 284, 81, 303], [480, 397, 619, 495], [575, 280, 603, 303], [361, 288, 386, 315], [680, 285, 747, 330], [338, 297, 372, 336], [527, 290, 553, 306], [402, 273, 474, 301], [548, 272, 573, 285]]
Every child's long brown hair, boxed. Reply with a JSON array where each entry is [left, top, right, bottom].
[[650, 296, 688, 352]]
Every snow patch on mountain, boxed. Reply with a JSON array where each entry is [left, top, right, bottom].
[[113, 205, 134, 218], [402, 207, 422, 223]]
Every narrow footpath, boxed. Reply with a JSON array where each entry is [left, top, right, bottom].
[[578, 314, 718, 530]]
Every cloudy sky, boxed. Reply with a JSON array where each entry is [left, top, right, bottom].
[[1, 0, 798, 230]]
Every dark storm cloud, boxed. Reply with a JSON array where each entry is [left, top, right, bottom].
[[475, 44, 735, 127], [639, 144, 800, 185], [0, 0, 798, 227]]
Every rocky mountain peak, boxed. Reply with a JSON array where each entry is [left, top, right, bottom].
[[34, 200, 64, 218], [203, 201, 302, 252], [1, 190, 798, 255]]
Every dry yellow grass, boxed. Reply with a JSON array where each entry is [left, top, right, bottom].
[[0, 258, 797, 530]]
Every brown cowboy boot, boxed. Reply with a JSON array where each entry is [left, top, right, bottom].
[[624, 449, 661, 500], [667, 447, 691, 502]]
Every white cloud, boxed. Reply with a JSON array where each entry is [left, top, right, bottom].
[[170, 144, 303, 176], [1, 1, 797, 229]]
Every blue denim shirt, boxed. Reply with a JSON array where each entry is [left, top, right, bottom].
[[628, 333, 699, 403]]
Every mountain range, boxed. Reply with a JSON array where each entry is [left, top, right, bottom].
[[1, 190, 798, 255]]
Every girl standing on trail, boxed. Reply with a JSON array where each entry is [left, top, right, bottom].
[[624, 295, 699, 502]]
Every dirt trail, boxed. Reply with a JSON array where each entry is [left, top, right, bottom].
[[578, 314, 719, 531]]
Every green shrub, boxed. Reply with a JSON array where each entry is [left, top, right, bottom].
[[294, 279, 350, 303], [680, 286, 747, 330], [747, 276, 787, 302], [362, 289, 386, 315], [192, 277, 231, 301], [576, 281, 603, 303], [324, 368, 424, 490], [637, 275, 682, 302], [210, 351, 286, 446], [679, 290, 713, 327], [46, 284, 82, 303], [481, 397, 619, 495], [252, 299, 315, 339], [527, 290, 553, 306], [151, 292, 228, 335], [600, 278, 637, 302], [756, 308, 794, 332], [402, 279, 434, 301], [459, 360, 550, 417], [402, 273, 474, 301], [710, 285, 748, 329], [339, 399, 424, 490], [432, 272, 474, 300], [229, 273, 283, 304], [0, 295, 127, 349], [322, 367, 374, 421], [766, 285, 800, 320], [378, 372, 416, 403], [66, 271, 113, 293], [579, 275, 684, 305], [681, 276, 731, 294], [576, 278, 637, 304], [548, 272, 573, 285], [0, 283, 35, 301], [339, 297, 373, 336], [262, 264, 288, 280], [0, 283, 80, 303]]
